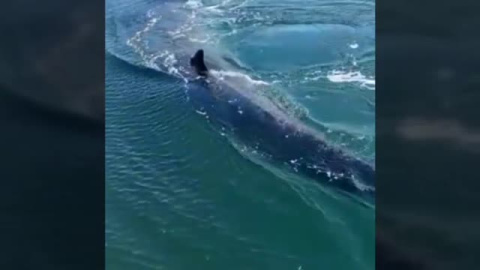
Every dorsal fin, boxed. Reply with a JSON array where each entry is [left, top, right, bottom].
[[190, 49, 208, 76]]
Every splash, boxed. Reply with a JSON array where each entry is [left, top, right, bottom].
[[327, 70, 375, 90]]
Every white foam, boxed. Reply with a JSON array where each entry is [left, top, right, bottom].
[[184, 0, 203, 9], [303, 70, 323, 82], [203, 5, 224, 14], [126, 15, 161, 64], [351, 175, 375, 192], [188, 37, 211, 43], [327, 70, 375, 90], [349, 42, 359, 49], [210, 70, 270, 86]]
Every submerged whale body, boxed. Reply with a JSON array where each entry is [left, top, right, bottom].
[[188, 49, 375, 202]]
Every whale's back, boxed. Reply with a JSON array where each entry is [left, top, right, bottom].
[[187, 50, 374, 201]]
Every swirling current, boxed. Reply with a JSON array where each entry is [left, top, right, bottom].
[[106, 0, 375, 269]]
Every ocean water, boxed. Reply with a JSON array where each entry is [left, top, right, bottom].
[[106, 0, 375, 269]]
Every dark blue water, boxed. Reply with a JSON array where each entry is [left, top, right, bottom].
[[106, 0, 375, 269]]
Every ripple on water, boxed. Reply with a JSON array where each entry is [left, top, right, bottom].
[[225, 23, 369, 71], [106, 0, 375, 269]]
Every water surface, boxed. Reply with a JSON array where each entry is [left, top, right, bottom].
[[106, 0, 375, 269]]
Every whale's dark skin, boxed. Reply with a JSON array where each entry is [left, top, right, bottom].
[[188, 50, 375, 203]]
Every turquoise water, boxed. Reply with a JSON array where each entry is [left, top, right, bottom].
[[106, 0, 375, 269]]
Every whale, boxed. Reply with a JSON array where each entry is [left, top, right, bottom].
[[188, 49, 375, 202]]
